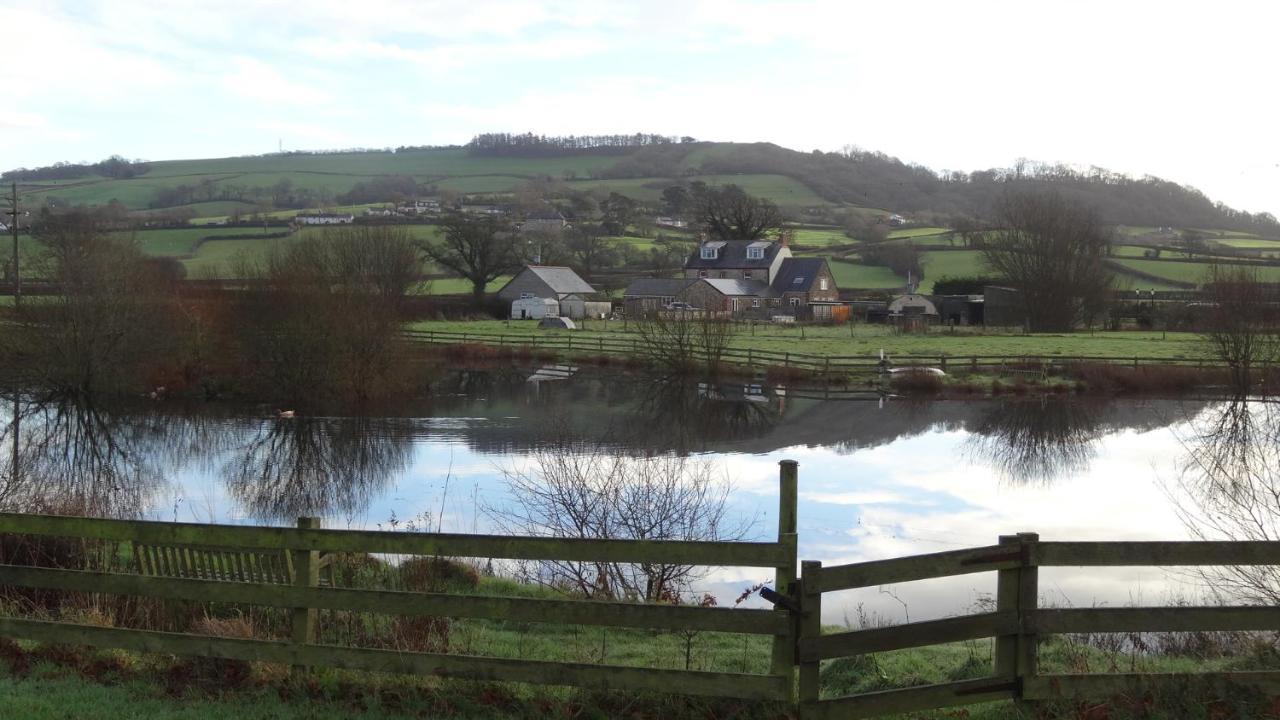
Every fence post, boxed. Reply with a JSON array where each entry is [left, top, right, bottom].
[[994, 532, 1039, 703], [291, 516, 321, 673], [772, 460, 799, 699], [798, 560, 822, 711], [1016, 532, 1040, 706]]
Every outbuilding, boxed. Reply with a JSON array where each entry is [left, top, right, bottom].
[[511, 297, 559, 320]]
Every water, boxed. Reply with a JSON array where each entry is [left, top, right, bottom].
[[1, 367, 1270, 623]]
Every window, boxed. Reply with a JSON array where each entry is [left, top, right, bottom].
[[789, 297, 800, 307], [751, 298, 760, 308], [698, 270, 708, 278], [747, 247, 764, 259], [819, 278, 829, 291], [519, 292, 534, 299], [792, 276, 804, 285], [701, 246, 718, 259]]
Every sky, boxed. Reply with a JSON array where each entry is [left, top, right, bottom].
[[1, 0, 1277, 216]]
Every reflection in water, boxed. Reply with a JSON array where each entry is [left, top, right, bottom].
[[628, 379, 782, 451], [221, 415, 416, 523], [1174, 398, 1280, 603], [963, 399, 1105, 485], [0, 395, 173, 517]]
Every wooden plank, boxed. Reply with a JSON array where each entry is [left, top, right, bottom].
[[1025, 672, 1280, 701], [798, 612, 1016, 661], [801, 677, 1016, 720], [798, 561, 822, 704], [817, 544, 1016, 592], [0, 564, 787, 634], [1031, 606, 1280, 634], [0, 513, 787, 567], [0, 617, 789, 701], [1037, 541, 1280, 567]]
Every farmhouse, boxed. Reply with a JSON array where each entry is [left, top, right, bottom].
[[683, 237, 792, 284], [496, 265, 607, 320], [521, 207, 567, 233], [770, 257, 841, 320], [295, 212, 354, 225]]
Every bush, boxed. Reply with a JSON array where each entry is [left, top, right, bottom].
[[889, 369, 944, 394]]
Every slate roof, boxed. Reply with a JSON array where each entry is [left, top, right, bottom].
[[684, 240, 784, 271], [524, 206, 565, 221], [770, 257, 830, 293], [701, 278, 774, 297], [525, 266, 596, 295], [623, 278, 697, 297]]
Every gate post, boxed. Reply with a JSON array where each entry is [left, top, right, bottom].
[[291, 517, 321, 673], [771, 460, 799, 698], [798, 560, 823, 712]]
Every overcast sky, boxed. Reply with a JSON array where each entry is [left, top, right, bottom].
[[2, 0, 1276, 215]]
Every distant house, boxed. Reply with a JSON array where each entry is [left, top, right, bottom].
[[677, 278, 774, 315], [887, 213, 906, 226], [683, 237, 793, 285], [511, 297, 559, 320], [655, 216, 688, 229], [521, 207, 567, 233], [295, 212, 354, 225], [364, 206, 400, 217], [496, 265, 605, 320], [622, 277, 697, 315], [397, 199, 440, 215]]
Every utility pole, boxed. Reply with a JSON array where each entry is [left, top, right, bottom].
[[6, 183, 18, 310]]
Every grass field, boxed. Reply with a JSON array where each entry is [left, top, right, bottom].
[[788, 226, 852, 247], [410, 319, 1211, 360], [1212, 238, 1280, 249], [887, 226, 951, 239], [919, 251, 989, 292], [826, 260, 906, 289], [1111, 258, 1280, 285]]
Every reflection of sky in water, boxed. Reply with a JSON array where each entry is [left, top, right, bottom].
[[146, 407, 1198, 624]]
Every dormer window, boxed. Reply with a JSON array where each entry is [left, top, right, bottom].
[[747, 247, 764, 260], [701, 246, 717, 260]]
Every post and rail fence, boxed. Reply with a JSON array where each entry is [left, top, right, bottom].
[[401, 328, 1215, 377], [2, 463, 1280, 717]]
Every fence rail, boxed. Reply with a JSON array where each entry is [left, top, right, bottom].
[[5, 476, 1280, 715], [0, 462, 801, 703], [797, 533, 1280, 718], [403, 328, 1215, 375]]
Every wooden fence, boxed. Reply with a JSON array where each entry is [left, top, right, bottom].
[[0, 462, 800, 702], [404, 328, 1214, 376], [797, 533, 1280, 719]]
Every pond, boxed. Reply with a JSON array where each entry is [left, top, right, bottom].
[[1, 366, 1272, 624]]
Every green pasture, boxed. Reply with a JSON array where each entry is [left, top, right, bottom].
[[826, 260, 905, 289], [887, 226, 951, 239], [1111, 258, 1280, 285], [918, 251, 989, 292], [787, 226, 852, 247]]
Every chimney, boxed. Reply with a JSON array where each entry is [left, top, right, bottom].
[[779, 230, 790, 247]]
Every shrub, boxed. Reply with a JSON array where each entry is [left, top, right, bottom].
[[888, 369, 944, 394]]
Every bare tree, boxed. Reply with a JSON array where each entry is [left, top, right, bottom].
[[982, 191, 1113, 331], [1200, 263, 1280, 391], [21, 210, 183, 396], [563, 223, 617, 279], [632, 309, 736, 376], [236, 225, 419, 403], [491, 444, 751, 601], [696, 185, 782, 241], [419, 212, 522, 306]]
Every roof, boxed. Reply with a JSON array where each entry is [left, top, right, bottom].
[[771, 257, 830, 293], [701, 278, 774, 297], [685, 239, 784, 270], [524, 266, 596, 295], [623, 278, 697, 297]]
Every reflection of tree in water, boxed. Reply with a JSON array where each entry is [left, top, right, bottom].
[[0, 395, 176, 518], [222, 416, 415, 523], [627, 378, 782, 451], [963, 399, 1105, 485], [1173, 398, 1280, 603]]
